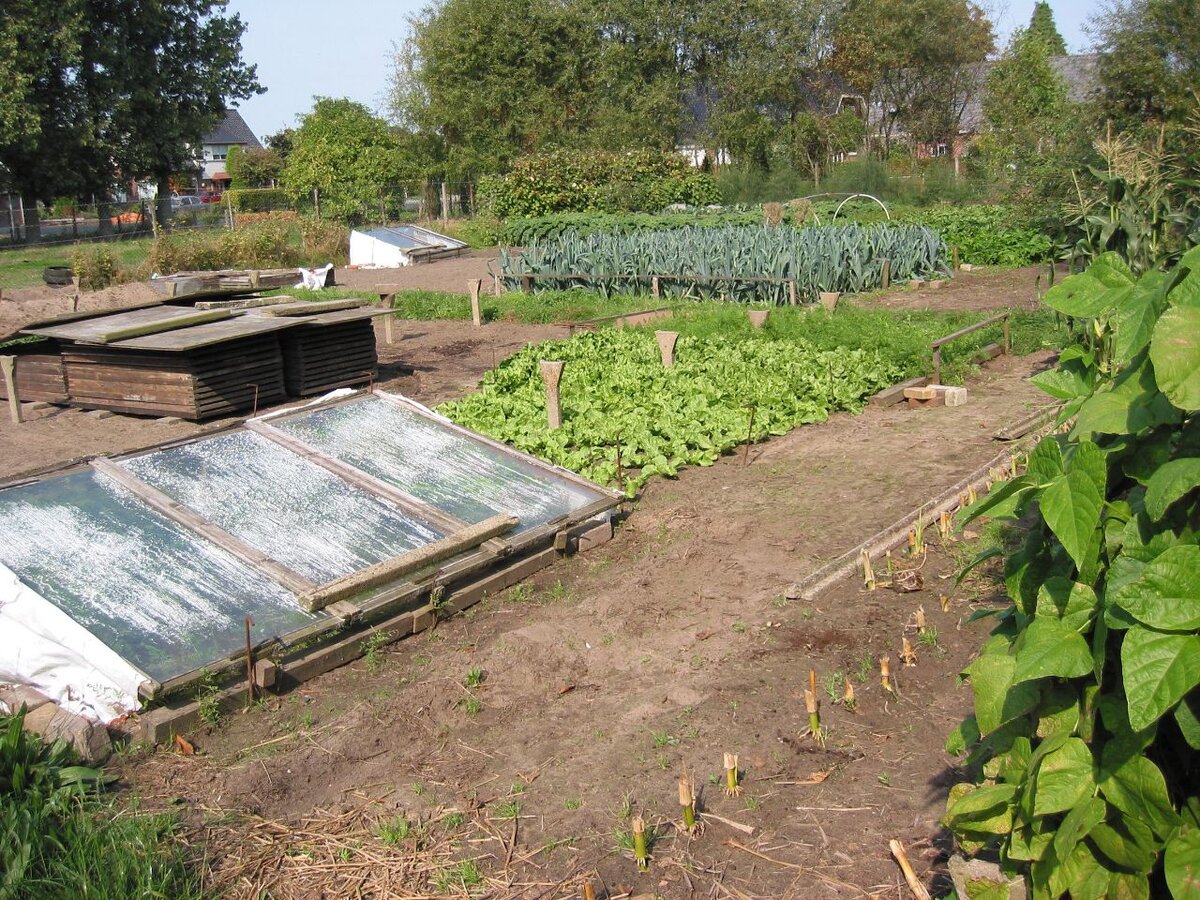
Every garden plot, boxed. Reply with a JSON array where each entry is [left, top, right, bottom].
[[0, 391, 619, 725]]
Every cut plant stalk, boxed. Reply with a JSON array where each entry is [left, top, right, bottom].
[[804, 687, 825, 745], [861, 550, 876, 591], [583, 883, 597, 900], [880, 655, 895, 697], [915, 606, 927, 634], [842, 679, 856, 710], [902, 637, 917, 667], [679, 772, 697, 832], [939, 594, 951, 613], [632, 814, 649, 870], [723, 752, 741, 797], [937, 510, 952, 541]]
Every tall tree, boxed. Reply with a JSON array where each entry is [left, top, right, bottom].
[[832, 0, 994, 153], [1091, 0, 1200, 141], [0, 1, 87, 240], [104, 0, 263, 223], [1027, 2, 1068, 55]]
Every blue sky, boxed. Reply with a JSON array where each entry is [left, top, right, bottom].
[[225, 0, 1106, 141]]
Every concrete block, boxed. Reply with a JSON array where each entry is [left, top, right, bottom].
[[928, 279, 946, 290], [577, 519, 614, 552], [0, 683, 52, 714], [943, 386, 969, 407], [412, 608, 436, 633], [23, 703, 112, 764], [254, 658, 278, 690], [907, 395, 946, 409]]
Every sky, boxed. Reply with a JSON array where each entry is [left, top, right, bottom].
[[225, 0, 1107, 142]]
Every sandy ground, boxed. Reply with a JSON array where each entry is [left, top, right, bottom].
[[1, 255, 1058, 897]]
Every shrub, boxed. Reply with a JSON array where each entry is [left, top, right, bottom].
[[71, 245, 117, 291], [478, 149, 721, 218], [234, 210, 299, 227], [297, 216, 349, 264], [894, 205, 1052, 266], [946, 251, 1200, 897], [224, 188, 290, 213], [147, 219, 295, 273]]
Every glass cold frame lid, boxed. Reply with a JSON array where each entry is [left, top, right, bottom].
[[274, 396, 604, 533], [0, 470, 318, 682], [120, 431, 445, 583]]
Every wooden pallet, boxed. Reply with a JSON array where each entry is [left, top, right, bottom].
[[0, 341, 68, 403], [280, 319, 378, 397], [63, 335, 286, 419]]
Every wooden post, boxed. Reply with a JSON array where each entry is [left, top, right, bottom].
[[440, 180, 451, 225], [468, 279, 483, 328], [1002, 315, 1011, 355], [1, 356, 22, 424], [383, 311, 394, 345], [493, 272, 502, 296], [521, 274, 533, 294], [952, 245, 960, 271], [651, 276, 660, 300], [244, 616, 256, 707], [881, 258, 891, 290], [655, 330, 678, 368], [932, 347, 942, 386], [539, 360, 564, 430], [312, 187, 320, 221], [788, 279, 798, 306]]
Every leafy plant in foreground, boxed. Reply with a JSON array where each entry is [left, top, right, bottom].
[[946, 251, 1200, 898]]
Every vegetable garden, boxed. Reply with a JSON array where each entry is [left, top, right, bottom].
[[499, 222, 948, 303]]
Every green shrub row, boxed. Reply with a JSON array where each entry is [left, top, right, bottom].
[[146, 217, 348, 273], [477, 149, 721, 218]]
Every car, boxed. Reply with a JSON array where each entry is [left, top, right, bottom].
[[200, 191, 223, 204], [170, 195, 201, 210]]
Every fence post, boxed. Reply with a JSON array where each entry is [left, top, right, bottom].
[[1, 356, 22, 425], [468, 279, 483, 328], [539, 361, 564, 430], [313, 187, 321, 222], [881, 258, 891, 290]]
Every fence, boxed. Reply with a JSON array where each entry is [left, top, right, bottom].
[[0, 181, 479, 249]]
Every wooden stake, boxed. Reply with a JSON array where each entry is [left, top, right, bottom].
[[1, 356, 22, 424], [655, 330, 678, 368], [651, 275, 660, 299], [889, 839, 932, 900], [742, 404, 757, 466], [382, 310, 394, 345], [540, 360, 564, 429], [881, 258, 891, 290], [788, 279, 798, 306], [468, 279, 483, 328], [244, 615, 256, 707], [952, 245, 960, 271]]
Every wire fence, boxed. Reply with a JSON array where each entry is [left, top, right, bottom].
[[0, 182, 480, 251]]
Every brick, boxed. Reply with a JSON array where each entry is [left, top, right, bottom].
[[577, 519, 613, 552], [904, 385, 938, 401], [943, 386, 969, 407], [254, 658, 278, 690]]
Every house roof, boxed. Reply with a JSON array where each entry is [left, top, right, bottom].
[[201, 109, 262, 148], [958, 53, 1101, 133]]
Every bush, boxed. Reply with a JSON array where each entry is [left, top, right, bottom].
[[297, 216, 349, 265], [945, 252, 1200, 897], [71, 245, 117, 291], [147, 219, 295, 272], [478, 149, 721, 218], [224, 188, 290, 213], [234, 210, 299, 227], [895, 205, 1051, 266]]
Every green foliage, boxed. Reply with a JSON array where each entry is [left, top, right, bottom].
[[145, 217, 345, 273], [894, 206, 1052, 267], [226, 146, 284, 189], [1, 709, 199, 899], [1026, 2, 1066, 55], [478, 149, 720, 218], [70, 245, 116, 291], [225, 188, 289, 213], [947, 251, 1200, 897], [439, 328, 903, 493], [500, 223, 947, 303], [281, 98, 411, 223]]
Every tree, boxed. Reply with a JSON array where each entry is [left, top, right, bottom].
[[1091, 0, 1200, 142], [281, 98, 411, 222], [1027, 2, 1068, 55], [0, 1, 87, 240], [226, 146, 283, 188], [980, 27, 1080, 209], [832, 0, 994, 153], [102, 1, 263, 224]]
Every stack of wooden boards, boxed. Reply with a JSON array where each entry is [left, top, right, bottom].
[[15, 293, 392, 420]]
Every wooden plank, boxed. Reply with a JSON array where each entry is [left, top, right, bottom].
[[245, 419, 469, 532], [870, 376, 930, 408], [24, 306, 230, 343], [245, 299, 365, 318], [89, 457, 317, 595], [298, 514, 519, 612], [194, 295, 297, 311], [106, 316, 299, 352], [291, 307, 395, 326]]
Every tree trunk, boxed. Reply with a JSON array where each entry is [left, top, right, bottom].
[[97, 192, 113, 237], [156, 175, 172, 229], [23, 202, 41, 244]]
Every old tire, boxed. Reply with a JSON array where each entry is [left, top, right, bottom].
[[43, 266, 74, 286]]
